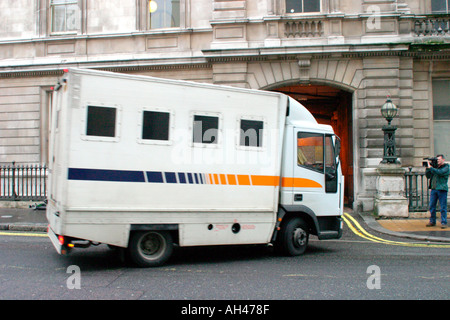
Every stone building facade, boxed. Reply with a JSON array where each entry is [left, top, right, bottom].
[[1, 0, 449, 211]]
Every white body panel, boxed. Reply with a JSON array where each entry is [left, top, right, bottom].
[[47, 68, 342, 250]]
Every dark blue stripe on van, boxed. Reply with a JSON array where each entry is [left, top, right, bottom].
[[146, 171, 164, 183], [68, 168, 209, 185], [68, 168, 145, 182], [178, 172, 187, 184], [165, 172, 177, 183]]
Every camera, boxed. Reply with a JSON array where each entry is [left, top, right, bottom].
[[423, 157, 439, 168]]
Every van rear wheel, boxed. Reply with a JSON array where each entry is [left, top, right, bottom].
[[128, 231, 173, 267]]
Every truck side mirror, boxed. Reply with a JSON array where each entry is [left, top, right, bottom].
[[334, 137, 341, 166], [326, 169, 336, 181], [335, 137, 341, 156]]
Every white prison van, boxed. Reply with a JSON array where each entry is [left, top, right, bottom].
[[47, 68, 344, 267]]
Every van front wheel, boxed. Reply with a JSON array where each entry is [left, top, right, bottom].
[[277, 217, 309, 256], [128, 231, 173, 267]]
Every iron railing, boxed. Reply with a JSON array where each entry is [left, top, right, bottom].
[[0, 162, 47, 201], [404, 168, 429, 212]]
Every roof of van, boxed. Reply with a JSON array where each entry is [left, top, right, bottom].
[[67, 67, 284, 98]]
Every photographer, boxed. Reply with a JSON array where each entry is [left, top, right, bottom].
[[425, 154, 449, 229]]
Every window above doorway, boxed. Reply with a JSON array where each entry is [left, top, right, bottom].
[[137, 0, 182, 30], [431, 0, 449, 13], [285, 0, 321, 14], [50, 0, 80, 34], [148, 0, 180, 29]]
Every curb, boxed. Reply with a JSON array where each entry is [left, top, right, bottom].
[[0, 223, 47, 233], [358, 212, 450, 243]]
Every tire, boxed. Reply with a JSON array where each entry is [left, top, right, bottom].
[[127, 231, 173, 267], [276, 217, 309, 256]]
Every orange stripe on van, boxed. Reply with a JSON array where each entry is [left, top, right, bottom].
[[251, 175, 279, 187], [237, 175, 251, 186], [281, 177, 322, 188], [227, 174, 237, 185], [204, 173, 320, 188]]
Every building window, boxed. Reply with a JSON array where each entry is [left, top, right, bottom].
[[50, 0, 80, 33], [432, 80, 450, 158], [286, 0, 321, 13], [148, 0, 180, 29], [431, 0, 449, 13]]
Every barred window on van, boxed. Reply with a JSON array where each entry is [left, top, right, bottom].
[[142, 111, 170, 141], [193, 115, 219, 144], [240, 119, 264, 147], [86, 106, 116, 137]]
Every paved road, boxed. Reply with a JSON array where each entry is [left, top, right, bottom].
[[0, 215, 448, 302]]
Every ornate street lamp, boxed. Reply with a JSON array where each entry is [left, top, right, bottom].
[[380, 95, 399, 164]]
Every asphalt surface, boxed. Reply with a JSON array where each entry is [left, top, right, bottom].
[[0, 204, 449, 302], [0, 213, 448, 301]]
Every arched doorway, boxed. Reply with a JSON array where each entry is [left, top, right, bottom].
[[272, 84, 354, 206]]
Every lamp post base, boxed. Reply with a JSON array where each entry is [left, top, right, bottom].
[[374, 163, 409, 218]]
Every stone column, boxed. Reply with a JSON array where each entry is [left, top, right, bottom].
[[374, 163, 409, 217]]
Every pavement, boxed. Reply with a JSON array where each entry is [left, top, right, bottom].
[[0, 203, 449, 243], [0, 206, 48, 232], [358, 212, 450, 243]]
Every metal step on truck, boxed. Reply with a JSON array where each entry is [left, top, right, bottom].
[[47, 68, 343, 267]]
